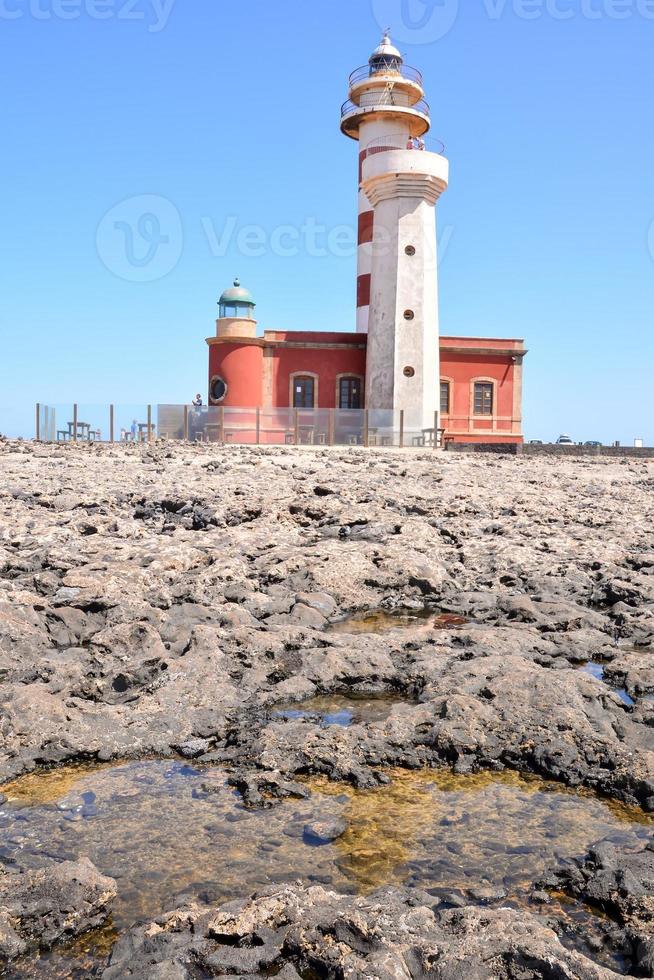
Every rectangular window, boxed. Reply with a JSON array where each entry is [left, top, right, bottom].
[[338, 377, 362, 410], [440, 381, 450, 415], [474, 382, 494, 416], [293, 377, 315, 409]]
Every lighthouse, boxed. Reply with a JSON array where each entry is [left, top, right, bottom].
[[341, 33, 449, 430], [203, 35, 525, 446]]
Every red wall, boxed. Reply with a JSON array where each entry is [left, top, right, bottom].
[[272, 346, 367, 408], [440, 352, 519, 441], [206, 332, 523, 443], [441, 354, 515, 415], [208, 343, 263, 408]]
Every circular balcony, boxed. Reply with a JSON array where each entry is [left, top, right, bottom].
[[365, 133, 446, 156], [348, 63, 424, 88], [340, 96, 431, 141]]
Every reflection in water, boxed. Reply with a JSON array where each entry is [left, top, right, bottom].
[[328, 607, 468, 634], [1, 763, 651, 977], [581, 662, 606, 681], [579, 663, 636, 707], [273, 693, 407, 727]]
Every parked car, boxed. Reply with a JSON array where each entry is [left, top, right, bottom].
[[529, 439, 543, 445], [584, 440, 602, 447], [556, 434, 574, 445]]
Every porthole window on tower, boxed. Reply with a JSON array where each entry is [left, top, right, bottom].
[[210, 377, 228, 403], [403, 310, 415, 321], [405, 245, 416, 256], [403, 366, 416, 378]]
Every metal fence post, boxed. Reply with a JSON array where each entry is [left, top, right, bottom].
[[294, 409, 300, 445], [363, 409, 369, 448], [183, 405, 189, 441], [399, 410, 405, 449], [73, 404, 78, 444], [35, 404, 41, 442], [255, 407, 261, 445], [434, 411, 439, 450], [109, 405, 115, 443], [147, 405, 152, 443], [328, 409, 335, 447], [219, 406, 225, 443]]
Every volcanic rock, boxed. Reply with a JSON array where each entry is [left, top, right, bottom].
[[0, 857, 117, 960]]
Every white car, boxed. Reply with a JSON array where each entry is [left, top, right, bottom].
[[556, 434, 574, 445]]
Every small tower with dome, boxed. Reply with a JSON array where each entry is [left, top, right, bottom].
[[216, 278, 257, 339], [208, 278, 263, 407]]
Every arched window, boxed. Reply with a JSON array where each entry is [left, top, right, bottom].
[[337, 375, 363, 410], [291, 374, 317, 409]]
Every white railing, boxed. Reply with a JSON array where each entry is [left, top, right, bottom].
[[365, 133, 446, 155]]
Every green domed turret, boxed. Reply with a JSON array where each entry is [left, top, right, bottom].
[[218, 278, 256, 319]]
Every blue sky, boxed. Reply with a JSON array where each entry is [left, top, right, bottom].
[[1, 0, 653, 442]]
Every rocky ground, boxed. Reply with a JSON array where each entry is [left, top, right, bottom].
[[0, 437, 653, 976]]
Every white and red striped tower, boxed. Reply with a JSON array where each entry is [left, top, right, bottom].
[[341, 34, 449, 430], [341, 34, 431, 335]]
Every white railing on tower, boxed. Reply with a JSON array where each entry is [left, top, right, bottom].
[[365, 134, 446, 155], [341, 96, 430, 119], [348, 64, 424, 88]]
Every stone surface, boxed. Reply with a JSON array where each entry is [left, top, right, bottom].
[[303, 816, 348, 845], [0, 857, 117, 960], [0, 442, 652, 805], [548, 839, 654, 975], [101, 883, 620, 979], [1, 440, 654, 972]]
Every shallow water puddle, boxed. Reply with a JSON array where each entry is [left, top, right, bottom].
[[273, 692, 406, 726], [1, 763, 651, 976], [328, 607, 468, 634], [579, 662, 636, 706]]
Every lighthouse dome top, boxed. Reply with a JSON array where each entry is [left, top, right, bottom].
[[369, 32, 403, 66], [219, 278, 255, 306], [218, 279, 256, 320]]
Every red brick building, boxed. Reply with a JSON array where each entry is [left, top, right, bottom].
[[206, 282, 526, 445]]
